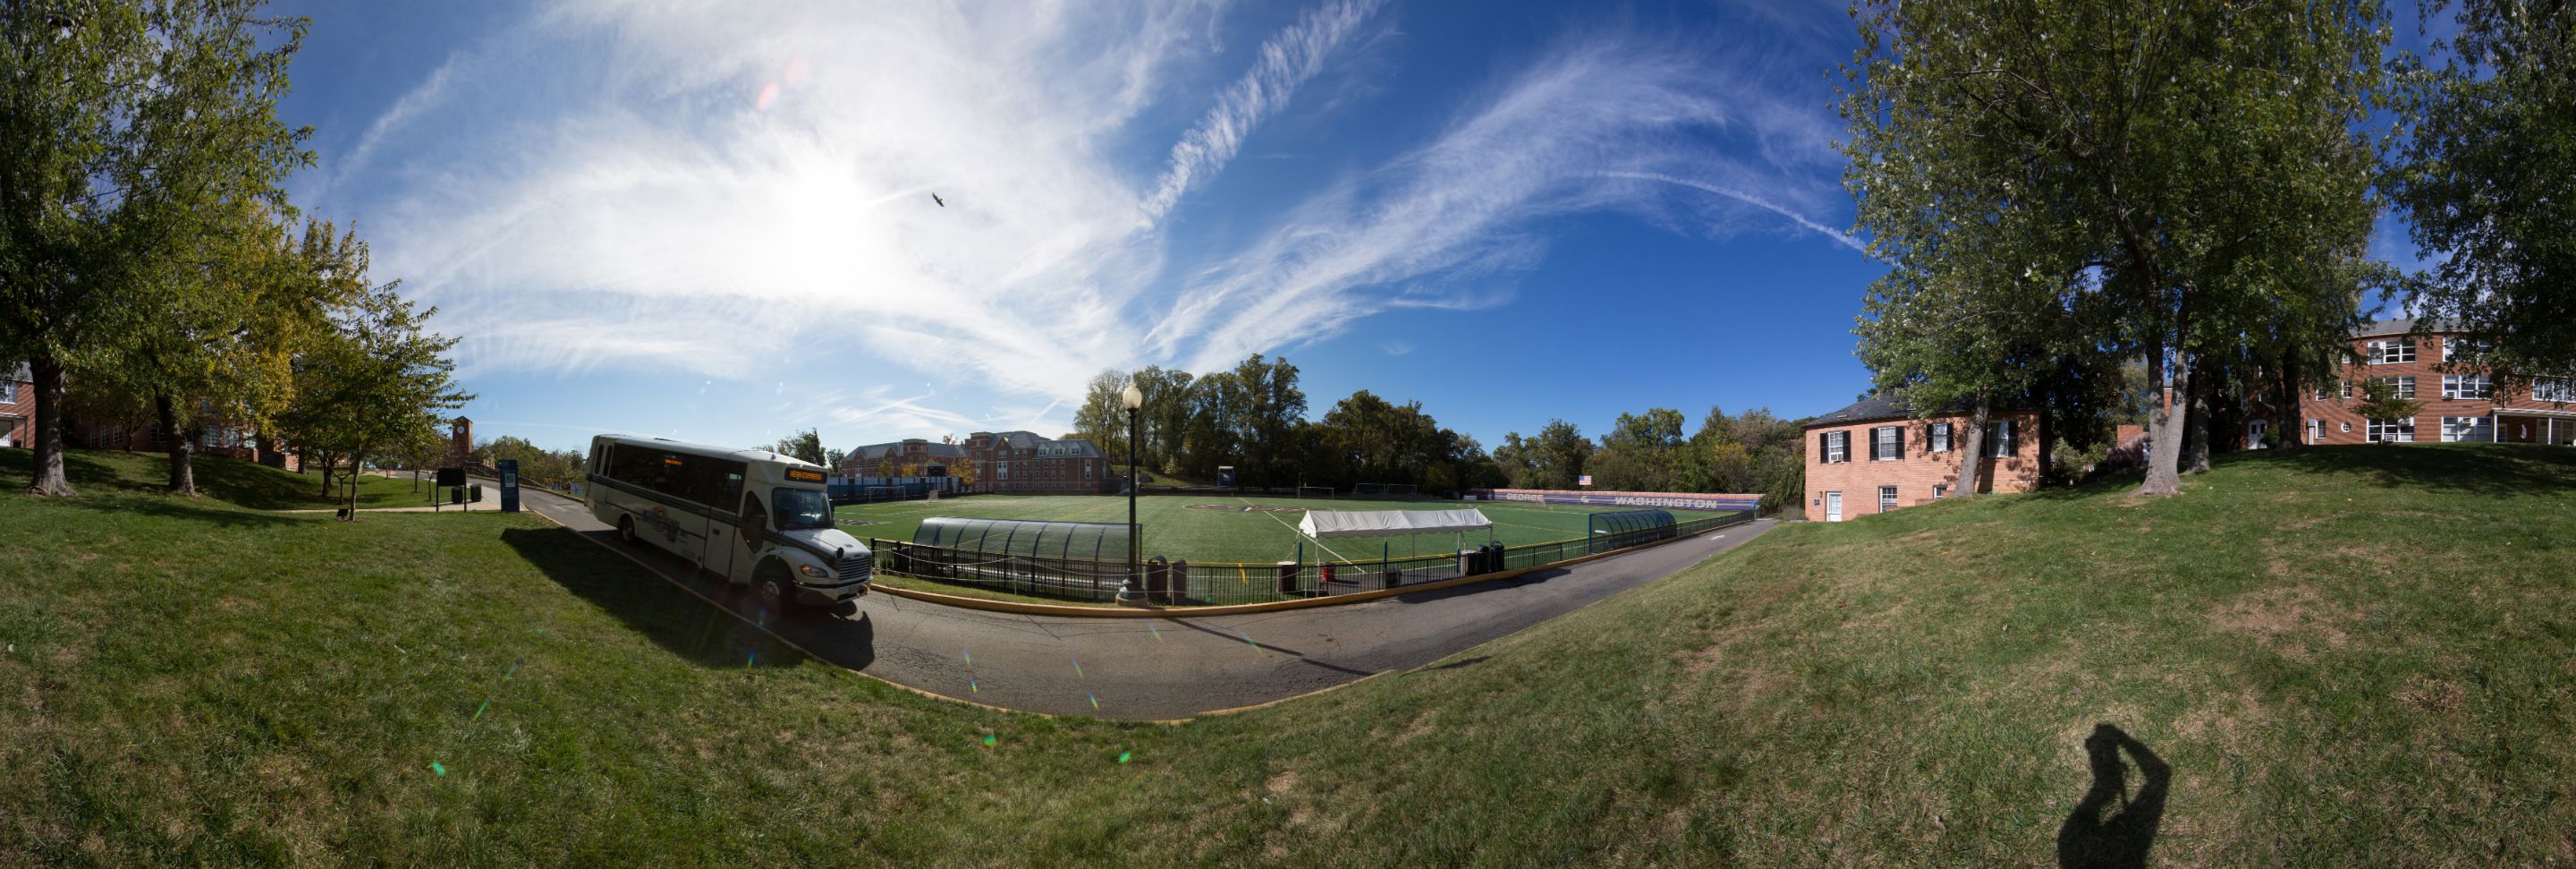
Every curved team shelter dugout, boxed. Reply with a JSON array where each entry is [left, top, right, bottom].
[[1294, 507, 1496, 591]]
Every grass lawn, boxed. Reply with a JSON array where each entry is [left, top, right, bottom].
[[837, 492, 1732, 564], [17, 447, 446, 510], [4, 444, 2573, 865]]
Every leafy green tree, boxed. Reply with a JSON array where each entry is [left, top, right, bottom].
[[272, 265, 471, 517], [1070, 369, 1131, 461], [1, 1, 311, 495], [2388, 0, 2576, 386], [772, 428, 825, 465], [1842, 0, 2390, 496], [1590, 408, 1686, 491], [2354, 378, 2423, 430]]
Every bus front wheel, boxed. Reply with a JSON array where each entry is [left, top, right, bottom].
[[618, 515, 638, 544], [748, 565, 791, 626]]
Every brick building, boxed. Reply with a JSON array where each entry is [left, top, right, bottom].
[[840, 438, 967, 479], [2274, 318, 2576, 447], [1802, 395, 2045, 522], [962, 430, 1109, 494], [1, 364, 29, 448], [2, 365, 293, 469]]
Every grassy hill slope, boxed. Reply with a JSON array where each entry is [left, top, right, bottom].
[[1, 445, 2570, 866]]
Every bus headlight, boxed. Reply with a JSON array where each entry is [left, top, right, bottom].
[[797, 563, 831, 579]]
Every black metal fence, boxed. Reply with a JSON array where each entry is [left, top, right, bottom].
[[871, 509, 1755, 607]]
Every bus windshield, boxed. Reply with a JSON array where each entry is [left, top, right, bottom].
[[771, 488, 834, 531]]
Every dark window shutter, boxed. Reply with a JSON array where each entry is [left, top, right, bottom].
[[1897, 426, 1908, 460], [1818, 431, 1829, 462]]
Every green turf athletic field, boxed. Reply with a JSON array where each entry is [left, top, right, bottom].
[[834, 494, 1732, 564]]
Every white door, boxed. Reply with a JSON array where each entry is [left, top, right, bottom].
[[2247, 419, 2268, 449], [1825, 491, 1843, 522]]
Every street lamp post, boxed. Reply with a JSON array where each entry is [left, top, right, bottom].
[[1122, 383, 1144, 601]]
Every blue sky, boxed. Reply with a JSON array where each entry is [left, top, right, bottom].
[[268, 0, 2435, 456]]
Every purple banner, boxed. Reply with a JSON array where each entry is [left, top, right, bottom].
[[1470, 489, 1759, 512]]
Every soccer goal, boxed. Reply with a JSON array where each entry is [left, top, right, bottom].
[[1296, 485, 1334, 499], [1352, 482, 1385, 496]]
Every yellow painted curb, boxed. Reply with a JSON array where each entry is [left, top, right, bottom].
[[868, 515, 1756, 618]]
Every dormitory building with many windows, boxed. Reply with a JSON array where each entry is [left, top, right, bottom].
[[1801, 319, 2575, 523]]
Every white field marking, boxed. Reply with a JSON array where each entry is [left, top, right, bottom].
[[1241, 495, 1354, 564]]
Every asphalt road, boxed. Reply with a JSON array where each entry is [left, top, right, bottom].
[[509, 486, 1777, 720]]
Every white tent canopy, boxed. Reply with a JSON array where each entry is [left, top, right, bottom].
[[1298, 508, 1493, 540]]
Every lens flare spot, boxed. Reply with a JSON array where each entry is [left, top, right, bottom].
[[430, 762, 446, 777], [1117, 751, 1131, 764], [1088, 692, 1099, 711], [1071, 657, 1083, 679], [754, 81, 781, 111], [983, 734, 996, 746]]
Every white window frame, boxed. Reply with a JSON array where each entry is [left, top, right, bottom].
[[2538, 378, 2576, 404], [2439, 416, 2494, 443], [2442, 374, 2492, 401], [1929, 422, 1952, 453], [1932, 484, 1947, 499], [0, 381, 15, 404], [2306, 419, 2322, 444], [2374, 376, 2416, 399], [2443, 337, 2492, 361], [1872, 426, 1902, 461], [1878, 485, 1898, 512], [2367, 416, 2415, 443], [1824, 431, 1850, 464], [2368, 337, 2417, 364], [1983, 419, 2016, 458]]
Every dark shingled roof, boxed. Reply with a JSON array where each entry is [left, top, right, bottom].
[[2352, 317, 2462, 340], [1804, 394, 2012, 429]]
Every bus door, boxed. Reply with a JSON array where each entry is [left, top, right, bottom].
[[701, 470, 752, 584]]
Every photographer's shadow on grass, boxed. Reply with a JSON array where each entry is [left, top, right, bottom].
[[2057, 723, 2169, 869], [501, 526, 877, 672]]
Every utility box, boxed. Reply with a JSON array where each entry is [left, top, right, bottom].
[[1275, 561, 1300, 596]]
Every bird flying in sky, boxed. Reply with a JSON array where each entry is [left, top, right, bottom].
[[931, 192, 945, 207]]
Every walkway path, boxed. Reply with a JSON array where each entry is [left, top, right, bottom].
[[513, 487, 1776, 720]]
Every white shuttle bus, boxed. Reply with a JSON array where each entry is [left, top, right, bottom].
[[587, 434, 870, 613]]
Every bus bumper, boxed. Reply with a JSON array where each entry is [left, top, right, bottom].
[[793, 578, 869, 608]]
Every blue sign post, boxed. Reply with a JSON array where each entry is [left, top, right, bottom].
[[497, 459, 521, 513]]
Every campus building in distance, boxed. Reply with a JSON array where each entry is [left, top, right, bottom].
[[2277, 318, 2576, 447], [836, 431, 1111, 495], [3, 364, 296, 469], [1801, 395, 2045, 523]]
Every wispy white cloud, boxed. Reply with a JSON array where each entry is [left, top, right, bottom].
[[1140, 0, 1385, 223], [339, 3, 1854, 447], [1153, 34, 1854, 371], [1597, 170, 1868, 253]]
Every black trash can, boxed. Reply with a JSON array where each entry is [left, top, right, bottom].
[[1168, 559, 1190, 605]]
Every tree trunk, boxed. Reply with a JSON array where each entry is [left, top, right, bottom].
[[26, 354, 74, 496], [344, 441, 366, 519], [156, 393, 197, 496], [2182, 358, 2213, 474], [1956, 397, 1991, 498], [319, 452, 335, 497], [2139, 344, 2188, 496], [2276, 358, 2301, 453]]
